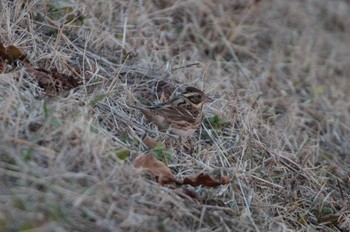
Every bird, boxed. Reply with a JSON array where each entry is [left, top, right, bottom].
[[133, 86, 213, 138]]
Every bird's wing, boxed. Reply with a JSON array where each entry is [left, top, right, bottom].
[[149, 106, 198, 123]]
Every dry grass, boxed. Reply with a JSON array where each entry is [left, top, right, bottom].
[[1, 0, 350, 231]]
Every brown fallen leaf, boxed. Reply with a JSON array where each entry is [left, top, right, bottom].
[[134, 155, 230, 207], [51, 69, 79, 89], [183, 172, 230, 187], [0, 42, 28, 65], [24, 67, 79, 95], [134, 153, 180, 185], [134, 154, 229, 188]]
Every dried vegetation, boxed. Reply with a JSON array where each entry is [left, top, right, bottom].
[[0, 0, 350, 231]]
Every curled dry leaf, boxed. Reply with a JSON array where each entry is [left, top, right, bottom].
[[134, 153, 179, 185], [0, 42, 28, 65], [24, 67, 80, 95], [134, 154, 229, 188], [183, 172, 230, 187]]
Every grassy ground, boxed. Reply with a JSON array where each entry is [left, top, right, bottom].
[[1, 0, 350, 231]]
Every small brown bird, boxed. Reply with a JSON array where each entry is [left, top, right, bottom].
[[134, 86, 213, 137]]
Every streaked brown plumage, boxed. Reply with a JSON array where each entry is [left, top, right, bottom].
[[135, 86, 212, 137]]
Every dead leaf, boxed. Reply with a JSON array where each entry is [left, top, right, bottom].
[[6, 45, 26, 62], [0, 42, 28, 65], [134, 155, 229, 189], [51, 69, 79, 88], [24, 67, 79, 95], [134, 153, 179, 185], [183, 172, 230, 187]]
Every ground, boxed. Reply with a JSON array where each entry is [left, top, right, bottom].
[[0, 0, 350, 231]]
